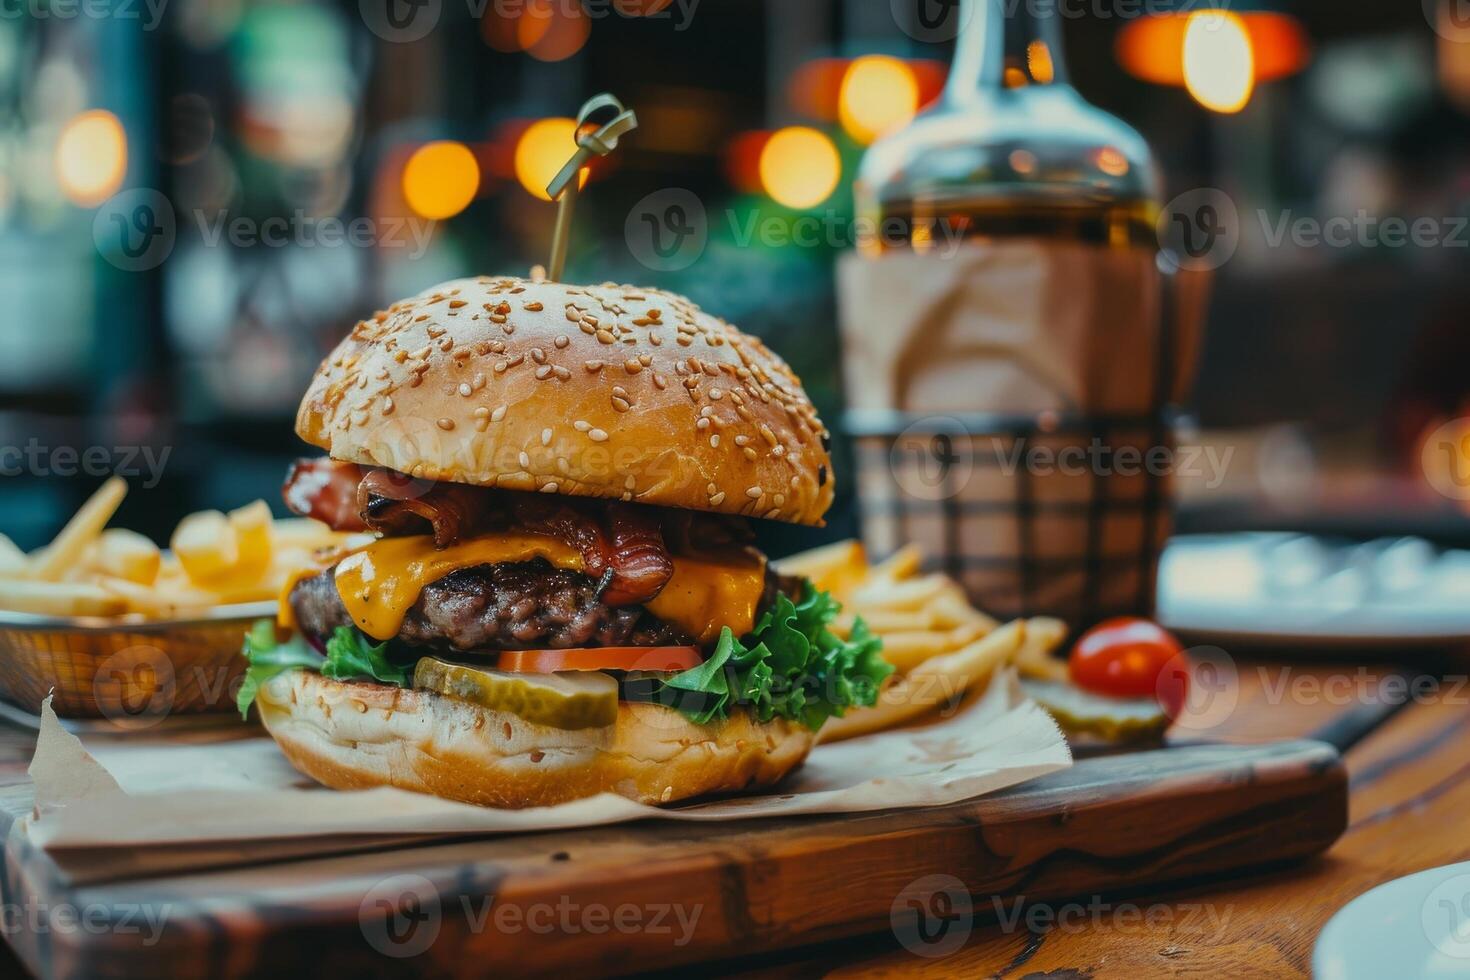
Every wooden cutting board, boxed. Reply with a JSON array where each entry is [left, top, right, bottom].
[[0, 737, 1345, 979]]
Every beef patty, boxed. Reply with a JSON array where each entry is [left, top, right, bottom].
[[290, 558, 695, 652]]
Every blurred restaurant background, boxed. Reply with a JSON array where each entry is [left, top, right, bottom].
[[2, 0, 1469, 561]]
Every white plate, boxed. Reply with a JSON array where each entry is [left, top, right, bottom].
[[1157, 533, 1470, 647], [1314, 862, 1470, 978]]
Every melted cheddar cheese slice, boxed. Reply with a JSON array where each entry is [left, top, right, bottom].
[[329, 532, 765, 646]]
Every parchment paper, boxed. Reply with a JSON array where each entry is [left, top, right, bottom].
[[23, 670, 1069, 852]]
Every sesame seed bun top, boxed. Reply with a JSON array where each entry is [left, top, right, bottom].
[[295, 275, 834, 526]]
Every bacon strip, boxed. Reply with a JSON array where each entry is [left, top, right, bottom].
[[285, 459, 676, 606], [356, 470, 488, 547], [282, 459, 367, 531]]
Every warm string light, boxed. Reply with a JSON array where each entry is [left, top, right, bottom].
[[1183, 10, 1255, 114], [514, 118, 586, 201], [402, 141, 480, 219], [838, 55, 920, 144], [759, 127, 840, 209], [56, 110, 127, 206]]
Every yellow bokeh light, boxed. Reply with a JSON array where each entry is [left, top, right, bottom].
[[1027, 40, 1055, 84], [402, 141, 480, 220], [1183, 10, 1255, 114], [56, 109, 127, 207], [838, 55, 920, 145], [513, 118, 590, 201], [759, 126, 841, 210]]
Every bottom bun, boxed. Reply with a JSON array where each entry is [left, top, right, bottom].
[[256, 670, 816, 808]]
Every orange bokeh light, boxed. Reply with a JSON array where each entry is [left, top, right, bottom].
[[1116, 10, 1308, 87], [514, 117, 588, 201], [401, 141, 480, 219]]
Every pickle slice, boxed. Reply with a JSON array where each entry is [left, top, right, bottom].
[[413, 658, 618, 730], [1019, 677, 1170, 743]]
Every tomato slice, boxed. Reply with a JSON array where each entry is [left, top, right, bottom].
[[499, 646, 703, 674], [1069, 617, 1189, 718]]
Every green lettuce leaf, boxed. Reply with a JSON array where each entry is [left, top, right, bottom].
[[655, 582, 893, 731], [321, 628, 411, 686], [237, 621, 410, 719], [236, 620, 324, 719]]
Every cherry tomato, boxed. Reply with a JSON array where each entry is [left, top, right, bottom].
[[499, 646, 703, 674], [1069, 617, 1189, 717]]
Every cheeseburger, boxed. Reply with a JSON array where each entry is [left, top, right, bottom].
[[240, 275, 890, 808]]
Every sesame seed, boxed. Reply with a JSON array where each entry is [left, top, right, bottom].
[[458, 383, 473, 397], [437, 418, 455, 431], [596, 330, 615, 345], [709, 491, 726, 506], [584, 360, 603, 373], [588, 428, 609, 442], [525, 302, 543, 312], [519, 452, 531, 468], [494, 361, 508, 373], [554, 335, 569, 349], [582, 314, 599, 328], [696, 418, 710, 430], [473, 406, 490, 418], [535, 365, 553, 380], [710, 388, 723, 400], [541, 428, 552, 446], [541, 482, 559, 493], [449, 299, 467, 309], [611, 396, 631, 412], [746, 486, 762, 498], [709, 435, 720, 447], [764, 508, 781, 519], [530, 347, 546, 364], [743, 447, 758, 461], [624, 359, 642, 374], [625, 474, 637, 490], [574, 420, 590, 431], [491, 405, 507, 422]]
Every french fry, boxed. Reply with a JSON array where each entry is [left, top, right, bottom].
[[95, 575, 216, 619], [773, 539, 868, 598], [1013, 616, 1070, 682], [170, 510, 239, 583], [92, 528, 162, 585], [228, 500, 274, 573], [30, 477, 127, 582], [849, 574, 951, 611], [0, 534, 28, 578], [871, 621, 994, 674], [868, 544, 923, 584], [819, 620, 1027, 743], [0, 579, 128, 617]]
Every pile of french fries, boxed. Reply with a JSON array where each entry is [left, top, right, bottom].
[[0, 477, 357, 619], [776, 540, 1068, 743]]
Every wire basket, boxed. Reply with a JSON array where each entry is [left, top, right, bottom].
[[848, 409, 1179, 630]]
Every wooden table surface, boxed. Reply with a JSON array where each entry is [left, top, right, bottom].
[[723, 654, 1470, 978], [0, 655, 1463, 979]]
